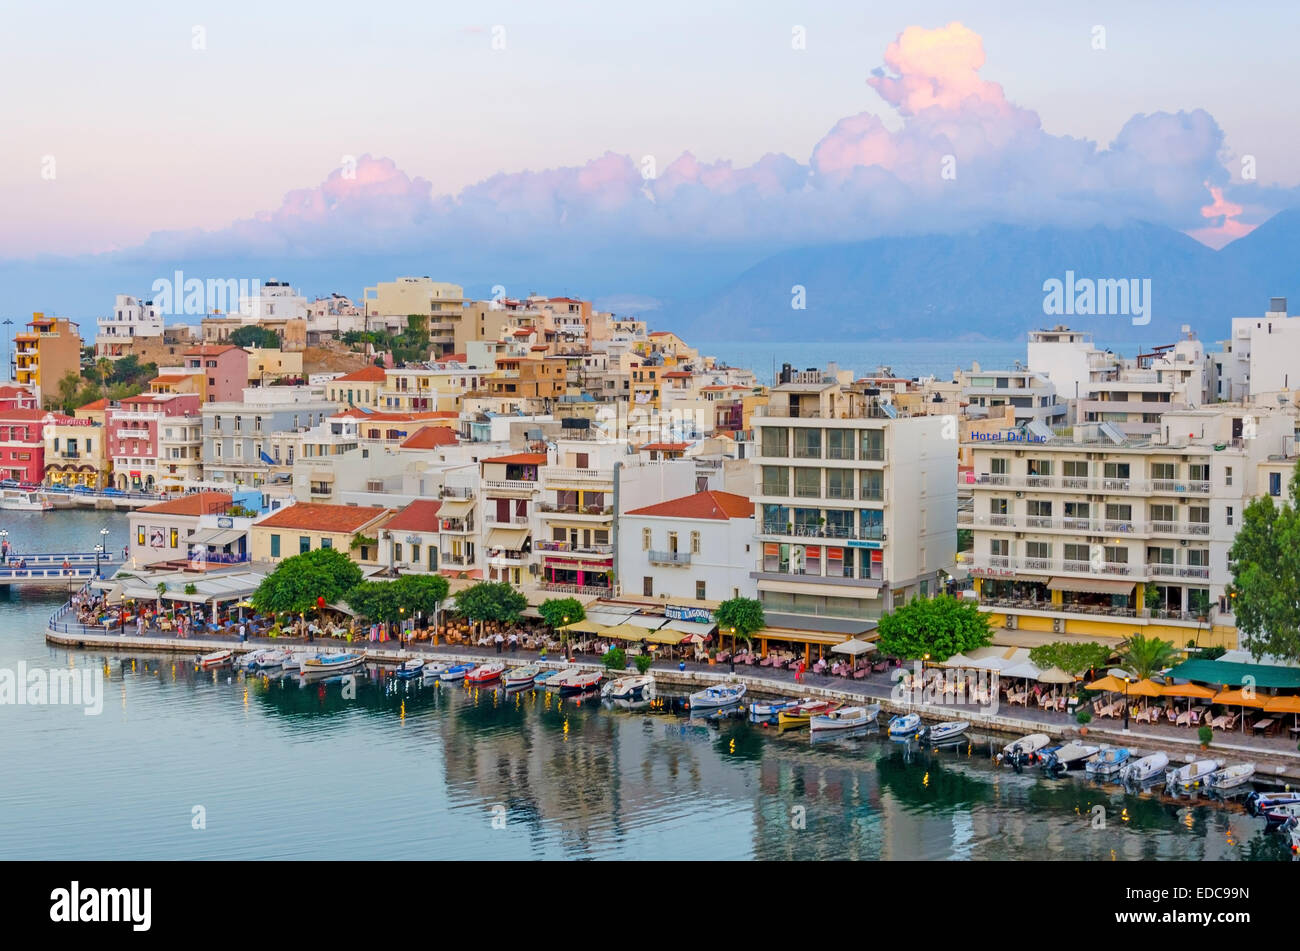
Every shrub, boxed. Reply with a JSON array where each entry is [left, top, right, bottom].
[[634, 653, 654, 674], [1198, 724, 1213, 747], [603, 648, 626, 671], [1075, 709, 1092, 725]]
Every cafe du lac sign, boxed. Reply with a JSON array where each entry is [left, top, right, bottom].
[[971, 430, 1048, 443]]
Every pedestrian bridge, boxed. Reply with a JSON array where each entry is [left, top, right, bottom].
[[0, 551, 125, 586]]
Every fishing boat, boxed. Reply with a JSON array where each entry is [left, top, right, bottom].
[[601, 675, 654, 701], [466, 662, 506, 684], [422, 662, 450, 680], [394, 658, 425, 680], [503, 665, 540, 689], [924, 721, 970, 743], [748, 697, 801, 724], [1085, 747, 1132, 778], [196, 649, 233, 670], [887, 712, 923, 737], [688, 682, 747, 710], [0, 489, 53, 512], [242, 648, 290, 671], [810, 704, 880, 732], [1118, 751, 1170, 785], [439, 663, 476, 682], [1040, 742, 1101, 773], [999, 733, 1051, 765], [281, 652, 304, 672], [1246, 791, 1300, 817], [1165, 759, 1222, 790], [1205, 763, 1256, 792], [534, 669, 564, 687], [301, 652, 365, 676], [556, 670, 604, 695], [778, 699, 840, 729], [1260, 801, 1300, 827]]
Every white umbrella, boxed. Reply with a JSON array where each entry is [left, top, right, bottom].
[[831, 638, 876, 656], [1037, 666, 1076, 684]]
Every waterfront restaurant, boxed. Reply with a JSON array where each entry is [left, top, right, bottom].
[[738, 613, 879, 666]]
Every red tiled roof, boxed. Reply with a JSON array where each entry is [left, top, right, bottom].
[[440, 567, 483, 580], [625, 490, 752, 521], [335, 365, 387, 383], [662, 371, 692, 379], [383, 499, 444, 533], [512, 329, 534, 337], [152, 375, 188, 385], [639, 442, 688, 452], [648, 331, 672, 337], [399, 426, 459, 449], [256, 503, 390, 533], [183, 345, 241, 356], [443, 353, 468, 364], [136, 491, 232, 516], [0, 408, 53, 420], [335, 408, 457, 422], [482, 452, 548, 466], [76, 398, 109, 412]]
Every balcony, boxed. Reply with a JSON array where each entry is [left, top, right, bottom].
[[482, 479, 538, 492], [439, 518, 473, 533], [648, 550, 692, 566], [440, 553, 471, 566], [1147, 563, 1211, 580], [970, 556, 1135, 578], [539, 581, 612, 597], [536, 540, 613, 555], [759, 522, 884, 542], [486, 512, 530, 525], [538, 502, 613, 516], [972, 473, 1211, 495], [544, 467, 613, 485], [980, 596, 1210, 623]]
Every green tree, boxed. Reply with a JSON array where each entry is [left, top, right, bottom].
[[539, 596, 586, 652], [1229, 460, 1300, 661], [229, 325, 281, 349], [1117, 632, 1178, 680], [603, 647, 627, 671], [345, 580, 401, 627], [875, 594, 992, 662], [715, 597, 765, 653], [1028, 641, 1113, 677], [252, 548, 363, 616], [454, 581, 527, 635], [391, 573, 450, 624]]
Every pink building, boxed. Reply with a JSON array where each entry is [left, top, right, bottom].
[[0, 408, 48, 484], [184, 345, 246, 403], [106, 393, 201, 491], [0, 385, 39, 411]]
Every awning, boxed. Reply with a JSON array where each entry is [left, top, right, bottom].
[[759, 627, 856, 646], [831, 638, 876, 656], [187, 528, 244, 547], [561, 618, 607, 635], [1168, 659, 1300, 690], [486, 527, 530, 549], [663, 619, 716, 637], [1046, 577, 1135, 595], [623, 615, 667, 630], [990, 627, 1121, 650], [585, 610, 634, 628], [438, 498, 474, 516]]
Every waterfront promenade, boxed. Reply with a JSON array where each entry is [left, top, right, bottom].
[[45, 620, 1300, 784]]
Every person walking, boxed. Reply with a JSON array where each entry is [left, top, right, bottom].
[[238, 622, 247, 644], [795, 660, 806, 684], [494, 632, 504, 654]]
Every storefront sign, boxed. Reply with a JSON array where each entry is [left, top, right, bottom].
[[666, 604, 714, 623], [217, 516, 233, 528], [846, 539, 881, 549]]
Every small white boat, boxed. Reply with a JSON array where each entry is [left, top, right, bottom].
[[243, 648, 290, 671], [1040, 742, 1100, 772], [0, 490, 52, 512], [1247, 791, 1300, 816], [601, 675, 654, 701], [466, 662, 506, 685], [688, 682, 747, 710], [301, 652, 365, 676], [1000, 733, 1051, 764], [1119, 751, 1170, 785], [924, 721, 970, 743], [281, 652, 304, 672], [1260, 801, 1300, 825], [1205, 763, 1255, 791], [1086, 747, 1132, 778], [810, 704, 880, 732], [439, 663, 476, 682], [394, 658, 425, 679], [556, 670, 604, 695], [503, 665, 540, 688], [1165, 759, 1222, 790], [543, 667, 581, 690], [197, 649, 233, 670], [422, 662, 450, 680], [748, 697, 800, 724], [888, 713, 922, 737]]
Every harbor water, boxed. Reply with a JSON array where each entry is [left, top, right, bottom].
[[1, 506, 1294, 860]]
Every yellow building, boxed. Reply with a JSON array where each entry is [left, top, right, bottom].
[[246, 348, 303, 385], [326, 365, 386, 408], [250, 503, 392, 563], [363, 277, 464, 356], [14, 314, 83, 405], [44, 408, 108, 488]]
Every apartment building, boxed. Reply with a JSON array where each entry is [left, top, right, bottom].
[[956, 364, 1066, 429], [105, 393, 202, 492], [95, 294, 164, 358], [13, 314, 82, 405], [0, 408, 50, 484], [1211, 297, 1300, 401], [962, 406, 1294, 646], [44, 413, 106, 488], [750, 376, 956, 621], [201, 389, 336, 487], [325, 365, 386, 408], [480, 450, 546, 588], [249, 502, 391, 564], [363, 277, 464, 353], [184, 345, 247, 403], [620, 490, 757, 603]]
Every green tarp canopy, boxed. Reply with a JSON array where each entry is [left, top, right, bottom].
[[1167, 659, 1300, 690]]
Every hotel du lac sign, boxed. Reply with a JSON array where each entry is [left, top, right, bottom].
[[970, 430, 1049, 443]]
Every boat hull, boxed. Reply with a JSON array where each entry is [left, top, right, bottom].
[[301, 654, 365, 677], [887, 714, 922, 737]]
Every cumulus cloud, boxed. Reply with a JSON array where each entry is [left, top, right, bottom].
[[123, 22, 1291, 263]]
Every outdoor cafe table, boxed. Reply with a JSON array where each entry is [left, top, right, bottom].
[[1252, 717, 1275, 734]]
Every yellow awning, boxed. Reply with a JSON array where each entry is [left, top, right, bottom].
[[601, 622, 687, 644], [1263, 695, 1300, 714], [438, 498, 474, 516], [561, 618, 606, 635], [1212, 688, 1269, 708], [486, 527, 530, 549]]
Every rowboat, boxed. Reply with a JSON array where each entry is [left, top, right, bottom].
[[779, 700, 840, 729], [423, 662, 450, 680], [1260, 802, 1300, 827], [197, 649, 233, 670], [534, 669, 563, 686], [924, 721, 969, 743], [543, 667, 580, 690], [466, 662, 506, 684], [1118, 751, 1169, 785], [887, 713, 922, 737], [748, 697, 801, 724], [601, 675, 654, 701], [301, 652, 365, 676], [809, 704, 880, 732], [1085, 747, 1131, 778], [439, 663, 476, 682], [688, 683, 747, 710], [1040, 743, 1100, 773], [503, 665, 540, 688], [1204, 763, 1255, 791], [1165, 759, 1222, 790], [394, 658, 425, 680], [242, 648, 291, 671], [556, 670, 604, 695]]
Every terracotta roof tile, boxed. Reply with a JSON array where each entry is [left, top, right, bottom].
[[256, 503, 390, 533], [399, 426, 459, 449], [335, 365, 387, 383], [482, 452, 548, 466], [383, 499, 444, 534], [136, 491, 232, 516], [626, 490, 752, 521]]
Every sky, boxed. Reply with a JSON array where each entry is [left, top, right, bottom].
[[1, 1, 1297, 290]]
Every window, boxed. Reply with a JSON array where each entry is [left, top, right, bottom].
[[1150, 462, 1175, 481], [643, 576, 653, 597], [1102, 462, 1130, 481], [411, 544, 420, 563], [761, 466, 789, 496], [989, 457, 1008, 475], [667, 531, 678, 553], [859, 470, 883, 501], [137, 527, 145, 545], [990, 539, 1009, 556], [270, 534, 280, 558], [1189, 463, 1209, 482], [1025, 541, 1050, 560], [826, 429, 854, 460], [1225, 467, 1233, 486], [859, 430, 884, 461], [169, 528, 178, 548], [1026, 499, 1052, 517], [793, 468, 820, 497], [1063, 543, 1089, 563], [642, 527, 651, 550], [1063, 501, 1089, 519], [299, 536, 311, 554], [990, 497, 1008, 516], [695, 580, 707, 600], [320, 538, 332, 549], [1026, 459, 1052, 477], [1062, 460, 1088, 480], [1104, 503, 1132, 522], [792, 428, 821, 459], [1270, 472, 1282, 496], [1103, 546, 1128, 564], [1150, 504, 1174, 523], [1188, 506, 1209, 524], [1226, 506, 1234, 527], [825, 468, 853, 499], [1187, 549, 1209, 567], [761, 426, 788, 458]]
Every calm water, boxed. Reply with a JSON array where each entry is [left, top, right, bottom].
[[1, 505, 1292, 860]]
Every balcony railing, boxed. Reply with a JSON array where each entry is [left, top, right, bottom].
[[538, 502, 612, 516], [545, 467, 612, 484], [648, 550, 692, 565], [536, 540, 613, 555], [486, 513, 530, 525], [973, 473, 1211, 494], [759, 523, 884, 541], [1147, 563, 1211, 580], [482, 479, 538, 492], [539, 581, 611, 597]]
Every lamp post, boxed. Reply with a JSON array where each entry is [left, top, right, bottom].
[[0, 528, 8, 564], [729, 627, 737, 674], [399, 606, 406, 651], [562, 615, 570, 661], [94, 543, 104, 579]]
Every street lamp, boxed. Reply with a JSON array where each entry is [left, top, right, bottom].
[[729, 627, 737, 674], [94, 543, 104, 578], [0, 528, 8, 564], [399, 606, 406, 651]]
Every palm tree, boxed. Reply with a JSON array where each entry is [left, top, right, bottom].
[[95, 358, 113, 385], [1118, 632, 1178, 680]]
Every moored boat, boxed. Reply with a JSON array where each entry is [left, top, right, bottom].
[[394, 658, 425, 679], [779, 699, 840, 729], [1118, 751, 1169, 785], [423, 662, 450, 680], [1246, 791, 1300, 817], [542, 667, 580, 690], [1205, 763, 1255, 792], [197, 649, 234, 670], [242, 648, 290, 671], [688, 682, 747, 710], [466, 662, 506, 684], [809, 704, 880, 732], [748, 697, 800, 724], [601, 675, 654, 701], [0, 490, 53, 512], [1260, 801, 1300, 827], [924, 721, 970, 743], [1165, 759, 1221, 790], [1040, 742, 1100, 773], [1085, 746, 1131, 778], [439, 663, 476, 682], [503, 665, 540, 688], [556, 669, 604, 695], [301, 652, 365, 676], [887, 712, 922, 737]]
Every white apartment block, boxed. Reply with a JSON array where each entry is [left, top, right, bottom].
[[750, 377, 957, 621], [957, 363, 1066, 429], [1211, 298, 1300, 402], [96, 294, 164, 358]]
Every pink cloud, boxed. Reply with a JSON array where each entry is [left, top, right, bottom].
[[1187, 183, 1257, 248], [867, 22, 1011, 117]]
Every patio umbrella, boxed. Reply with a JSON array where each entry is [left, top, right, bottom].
[[679, 632, 707, 645], [1085, 675, 1127, 692], [1126, 679, 1164, 697], [1264, 694, 1300, 735], [831, 638, 875, 656], [1161, 680, 1216, 719], [1211, 687, 1268, 733], [1037, 666, 1076, 684]]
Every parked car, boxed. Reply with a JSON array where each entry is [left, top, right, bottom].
[[0, 479, 19, 488], [101, 487, 125, 497]]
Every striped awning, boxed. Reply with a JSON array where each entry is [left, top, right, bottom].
[[1046, 577, 1135, 595]]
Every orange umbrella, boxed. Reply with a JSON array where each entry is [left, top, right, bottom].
[[1211, 688, 1268, 708], [1126, 679, 1164, 697], [1263, 695, 1300, 714], [1086, 675, 1127, 692], [1162, 682, 1216, 699]]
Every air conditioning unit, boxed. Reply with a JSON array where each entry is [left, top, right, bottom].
[[1005, 615, 1018, 629], [1052, 618, 1064, 633], [1015, 491, 1024, 498], [1179, 539, 1188, 547]]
